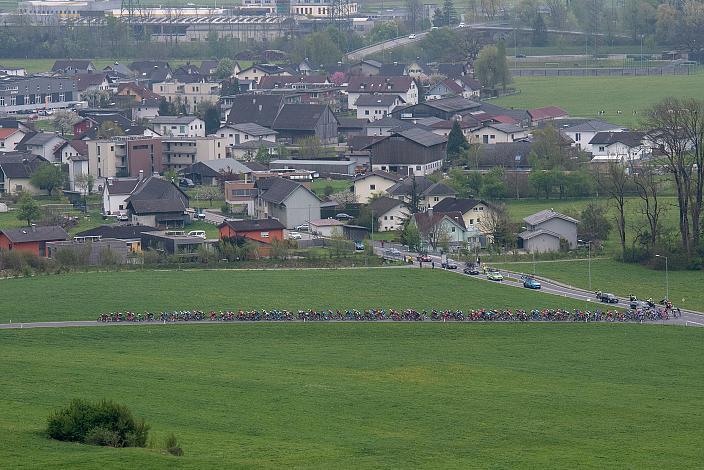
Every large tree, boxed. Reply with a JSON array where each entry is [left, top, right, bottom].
[[30, 163, 65, 195], [599, 163, 629, 259], [446, 120, 469, 160], [197, 102, 221, 135], [474, 43, 510, 91], [16, 192, 42, 226]]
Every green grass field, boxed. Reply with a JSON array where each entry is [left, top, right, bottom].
[[0, 324, 702, 468], [495, 258, 704, 311], [495, 74, 704, 128], [0, 268, 596, 323]]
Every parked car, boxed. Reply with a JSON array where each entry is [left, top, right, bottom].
[[288, 231, 302, 240], [416, 253, 432, 262], [188, 230, 206, 239], [408, 34, 417, 39], [464, 264, 480, 275], [384, 248, 402, 257], [295, 223, 310, 232], [523, 277, 541, 289], [441, 259, 458, 269], [487, 271, 504, 281], [458, 22, 466, 28], [117, 214, 129, 222], [335, 213, 354, 220], [179, 178, 195, 188], [596, 292, 619, 304], [354, 240, 365, 251]]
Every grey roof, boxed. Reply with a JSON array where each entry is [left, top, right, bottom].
[[589, 131, 645, 147], [487, 123, 525, 134], [387, 176, 435, 196], [395, 128, 447, 147], [422, 182, 456, 197], [75, 224, 159, 239], [242, 161, 268, 171], [272, 104, 334, 131], [220, 218, 285, 232], [561, 120, 623, 133], [523, 209, 579, 226], [259, 177, 314, 204], [126, 176, 189, 214], [200, 158, 252, 174], [223, 122, 277, 136], [437, 63, 466, 79], [414, 117, 445, 127], [518, 229, 562, 240], [355, 170, 402, 183], [355, 94, 404, 107], [52, 60, 94, 71], [104, 178, 140, 195], [1, 225, 68, 243], [226, 94, 284, 127], [24, 132, 63, 146], [423, 97, 481, 113], [367, 115, 404, 128], [270, 159, 355, 167], [378, 63, 407, 76], [336, 117, 367, 129], [432, 197, 484, 214], [369, 196, 406, 216], [0, 153, 48, 178], [151, 116, 201, 125]]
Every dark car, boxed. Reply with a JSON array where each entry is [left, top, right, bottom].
[[417, 254, 432, 262], [596, 292, 619, 304], [335, 213, 354, 220], [354, 240, 365, 251], [464, 264, 480, 275], [441, 259, 458, 269], [179, 178, 195, 188]]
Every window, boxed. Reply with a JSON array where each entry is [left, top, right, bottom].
[[119, 204, 124, 210], [260, 232, 269, 238], [390, 216, 394, 220], [599, 146, 605, 152], [384, 216, 388, 220], [575, 132, 581, 142], [469, 219, 474, 225], [490, 134, 496, 140], [369, 184, 375, 190], [451, 227, 456, 232], [434, 197, 439, 202], [0, 97, 4, 106], [415, 165, 421, 170], [365, 110, 369, 115]]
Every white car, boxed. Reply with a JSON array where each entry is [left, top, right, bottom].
[[458, 22, 466, 28], [117, 214, 129, 222], [295, 223, 310, 232], [288, 231, 302, 240], [408, 34, 417, 39], [188, 230, 207, 239]]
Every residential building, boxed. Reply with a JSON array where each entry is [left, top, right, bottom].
[[348, 59, 382, 77], [152, 81, 220, 113], [432, 197, 494, 238], [51, 59, 95, 75], [150, 116, 206, 137], [218, 219, 285, 248], [20, 132, 66, 162], [411, 210, 479, 251], [0, 225, 69, 257], [347, 76, 418, 109], [255, 177, 321, 228], [353, 170, 401, 204], [126, 176, 190, 228], [73, 112, 132, 139], [272, 104, 338, 144], [269, 159, 358, 177], [55, 140, 89, 191], [141, 230, 207, 258], [427, 79, 465, 101], [235, 63, 293, 84], [527, 106, 569, 126], [289, 0, 358, 17], [309, 218, 345, 237], [588, 131, 647, 163], [161, 136, 227, 172], [364, 128, 447, 176], [0, 128, 26, 151], [74, 224, 160, 253], [369, 196, 409, 231], [0, 152, 48, 195], [0, 65, 26, 76], [519, 209, 579, 252], [355, 94, 405, 121], [88, 137, 163, 179], [455, 76, 482, 98], [180, 158, 252, 186], [224, 180, 258, 215], [228, 140, 279, 160], [472, 123, 529, 144], [386, 175, 456, 210], [0, 76, 78, 113], [73, 73, 110, 101], [216, 123, 277, 147], [102, 177, 140, 215], [225, 94, 284, 128], [557, 119, 626, 150]]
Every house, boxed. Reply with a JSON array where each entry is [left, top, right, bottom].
[[0, 65, 26, 76], [472, 123, 529, 144], [74, 224, 160, 253], [427, 79, 465, 101], [161, 136, 227, 172], [129, 61, 172, 83], [180, 158, 252, 186], [73, 112, 132, 139], [0, 152, 49, 195], [103, 62, 134, 78], [386, 176, 456, 210], [0, 226, 69, 257], [55, 140, 89, 191], [73, 73, 110, 100], [369, 196, 409, 232], [556, 119, 625, 150], [429, 119, 480, 139], [588, 131, 647, 163], [255, 177, 321, 228], [436, 63, 468, 80], [455, 76, 482, 98], [216, 123, 277, 147], [225, 94, 285, 128], [392, 96, 481, 120], [116, 82, 162, 102], [365, 116, 406, 137], [519, 209, 579, 253], [432, 197, 494, 238], [0, 128, 26, 151], [223, 181, 257, 215], [348, 59, 382, 77], [309, 218, 345, 237], [141, 230, 207, 258], [347, 76, 418, 109], [272, 104, 338, 144], [20, 132, 66, 162], [355, 94, 405, 121], [0, 76, 79, 113], [364, 128, 447, 176], [88, 138, 163, 179], [172, 63, 206, 84], [527, 106, 569, 125], [102, 177, 141, 215], [228, 140, 279, 160], [51, 60, 95, 75], [353, 170, 401, 204], [150, 116, 205, 137], [269, 159, 358, 177], [337, 117, 367, 139], [152, 81, 220, 114], [235, 63, 293, 84], [218, 218, 285, 246], [411, 210, 478, 251], [125, 176, 190, 228]]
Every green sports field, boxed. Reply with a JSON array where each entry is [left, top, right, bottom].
[[0, 324, 702, 468], [494, 73, 704, 128], [0, 268, 592, 323]]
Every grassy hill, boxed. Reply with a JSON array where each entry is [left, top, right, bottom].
[[494, 73, 704, 128], [0, 324, 702, 468]]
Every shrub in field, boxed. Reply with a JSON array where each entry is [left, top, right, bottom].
[[164, 433, 183, 456], [47, 399, 149, 448]]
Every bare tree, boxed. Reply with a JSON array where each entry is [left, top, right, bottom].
[[478, 203, 515, 251], [598, 163, 628, 259], [630, 161, 663, 250]]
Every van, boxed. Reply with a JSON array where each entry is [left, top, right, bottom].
[[188, 230, 206, 239]]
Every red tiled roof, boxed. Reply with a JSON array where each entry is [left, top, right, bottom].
[[527, 106, 568, 121], [347, 76, 413, 93], [0, 128, 19, 139]]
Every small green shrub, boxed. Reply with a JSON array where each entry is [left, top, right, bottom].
[[165, 433, 183, 456], [47, 399, 150, 448]]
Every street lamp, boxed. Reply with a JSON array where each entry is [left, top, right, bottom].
[[579, 239, 592, 290], [655, 254, 669, 301]]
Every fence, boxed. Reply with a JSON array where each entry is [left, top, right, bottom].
[[510, 66, 700, 77]]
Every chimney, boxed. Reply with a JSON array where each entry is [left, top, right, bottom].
[[427, 206, 433, 217], [107, 177, 113, 186], [258, 105, 262, 112], [139, 169, 144, 180], [30, 224, 36, 232]]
